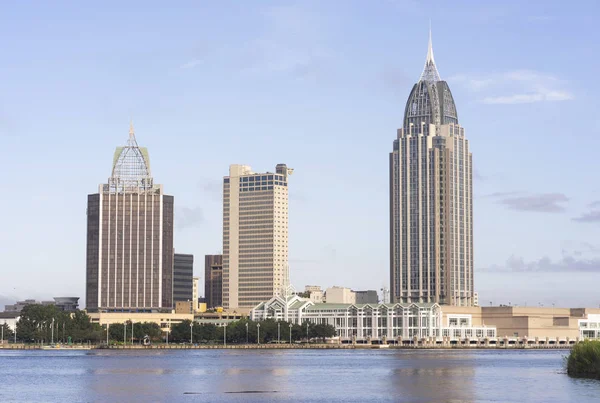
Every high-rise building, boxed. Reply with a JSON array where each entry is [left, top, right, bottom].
[[204, 254, 223, 309], [222, 164, 292, 311], [86, 124, 174, 312], [173, 253, 193, 304], [389, 32, 473, 306]]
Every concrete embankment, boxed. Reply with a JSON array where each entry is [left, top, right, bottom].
[[0, 343, 573, 350]]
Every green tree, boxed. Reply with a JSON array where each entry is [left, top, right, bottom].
[[171, 320, 193, 342]]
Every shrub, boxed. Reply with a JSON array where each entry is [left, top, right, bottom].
[[567, 340, 600, 380]]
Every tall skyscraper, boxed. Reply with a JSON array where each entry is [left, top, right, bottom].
[[173, 253, 193, 304], [390, 32, 473, 306], [204, 254, 223, 309], [222, 164, 292, 311], [86, 124, 174, 312]]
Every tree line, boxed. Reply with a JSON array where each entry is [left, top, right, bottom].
[[169, 319, 336, 344], [5, 304, 336, 345]]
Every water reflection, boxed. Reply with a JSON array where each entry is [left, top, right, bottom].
[[0, 349, 598, 402]]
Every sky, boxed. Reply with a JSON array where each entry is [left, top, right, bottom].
[[1, 0, 599, 309]]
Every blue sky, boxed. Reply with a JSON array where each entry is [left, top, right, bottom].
[[1, 0, 599, 309]]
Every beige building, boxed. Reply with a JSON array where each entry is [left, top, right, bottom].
[[223, 164, 293, 311], [88, 311, 193, 331], [390, 34, 473, 306], [325, 286, 356, 304], [440, 306, 600, 340], [192, 276, 200, 312]]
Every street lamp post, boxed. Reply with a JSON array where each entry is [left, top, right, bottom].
[[106, 324, 109, 346], [51, 318, 54, 344], [306, 322, 309, 343], [224, 324, 227, 347], [190, 322, 193, 344], [1, 324, 3, 344], [289, 324, 292, 344], [124, 322, 127, 346], [257, 323, 261, 345], [245, 322, 249, 344], [131, 321, 134, 345], [277, 322, 280, 344]]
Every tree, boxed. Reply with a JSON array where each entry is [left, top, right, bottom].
[[171, 320, 193, 342]]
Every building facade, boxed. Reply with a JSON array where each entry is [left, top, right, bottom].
[[86, 124, 174, 312], [251, 295, 495, 343], [390, 32, 473, 306], [325, 287, 356, 304], [193, 276, 200, 312], [355, 290, 379, 304], [205, 254, 223, 309], [173, 253, 193, 304], [222, 164, 292, 311]]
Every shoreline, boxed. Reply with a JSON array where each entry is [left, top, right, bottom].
[[0, 343, 573, 351]]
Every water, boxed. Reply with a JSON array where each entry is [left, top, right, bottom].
[[0, 349, 597, 402]]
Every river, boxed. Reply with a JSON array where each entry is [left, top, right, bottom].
[[0, 349, 596, 402]]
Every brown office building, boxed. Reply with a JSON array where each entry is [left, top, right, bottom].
[[86, 124, 174, 312], [204, 254, 223, 309]]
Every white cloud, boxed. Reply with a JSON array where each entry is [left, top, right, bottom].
[[180, 59, 204, 69], [451, 70, 574, 105]]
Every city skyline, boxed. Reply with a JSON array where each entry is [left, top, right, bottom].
[[1, 1, 599, 309]]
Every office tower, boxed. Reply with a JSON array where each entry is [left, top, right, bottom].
[[204, 254, 223, 308], [222, 164, 292, 311], [173, 253, 194, 304], [86, 124, 174, 312], [389, 32, 473, 306]]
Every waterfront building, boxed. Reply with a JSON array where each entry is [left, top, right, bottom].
[[87, 311, 192, 331], [251, 298, 600, 343], [173, 253, 194, 304], [204, 254, 223, 309], [222, 164, 293, 311], [0, 312, 20, 331], [85, 123, 174, 312], [192, 276, 200, 312], [390, 31, 473, 306], [325, 287, 356, 304], [251, 295, 495, 343]]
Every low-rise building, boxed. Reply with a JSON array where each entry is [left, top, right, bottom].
[[4, 297, 79, 313], [87, 312, 193, 331], [309, 290, 324, 303], [251, 297, 600, 344], [325, 286, 356, 304], [251, 295, 496, 342], [0, 312, 20, 331], [355, 290, 379, 304]]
